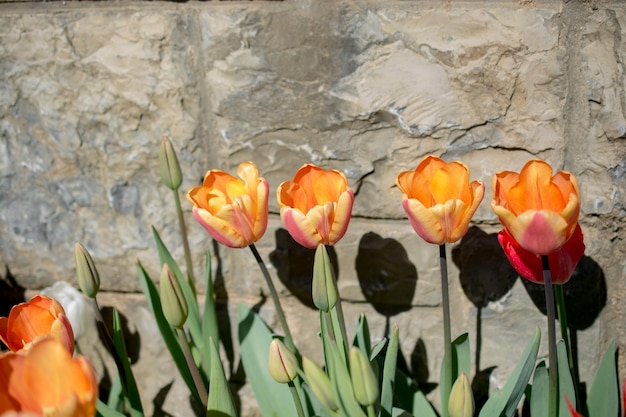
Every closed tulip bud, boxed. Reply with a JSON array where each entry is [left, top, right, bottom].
[[268, 339, 298, 383], [448, 372, 474, 417], [159, 136, 183, 191], [74, 243, 100, 298], [159, 264, 188, 328], [302, 357, 338, 412], [312, 244, 338, 312], [349, 347, 379, 406]]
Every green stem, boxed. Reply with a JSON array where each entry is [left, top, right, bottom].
[[249, 244, 295, 351], [555, 284, 580, 407], [542, 256, 559, 417], [173, 188, 196, 296], [289, 381, 306, 417], [439, 244, 452, 417], [366, 404, 376, 417], [176, 328, 208, 409]]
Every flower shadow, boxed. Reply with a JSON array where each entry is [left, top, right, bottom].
[[0, 266, 26, 328]]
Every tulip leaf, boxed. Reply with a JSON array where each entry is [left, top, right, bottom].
[[353, 314, 372, 357], [202, 252, 221, 357], [439, 332, 471, 417], [557, 340, 576, 417], [391, 409, 413, 417], [394, 368, 437, 417], [111, 308, 144, 417], [325, 336, 367, 417], [530, 361, 549, 417], [137, 262, 203, 408], [586, 339, 618, 417], [380, 324, 399, 417], [478, 328, 540, 417], [238, 303, 298, 417], [370, 338, 388, 362], [152, 226, 209, 377], [207, 336, 238, 417], [96, 399, 127, 417], [106, 373, 124, 411]]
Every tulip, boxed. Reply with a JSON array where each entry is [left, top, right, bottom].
[[312, 244, 338, 312], [492, 159, 580, 255], [187, 161, 269, 248], [448, 372, 474, 417], [498, 224, 584, 284], [349, 347, 379, 407], [0, 337, 97, 417], [74, 243, 100, 298], [302, 357, 338, 412], [396, 155, 485, 245], [268, 339, 299, 384], [277, 164, 354, 249], [159, 136, 183, 191], [0, 295, 74, 354], [159, 264, 189, 328]]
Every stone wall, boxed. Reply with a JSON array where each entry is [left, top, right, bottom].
[[0, 1, 624, 416]]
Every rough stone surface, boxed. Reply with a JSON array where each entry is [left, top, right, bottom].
[[1, 1, 625, 416]]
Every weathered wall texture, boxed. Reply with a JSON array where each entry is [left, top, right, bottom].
[[0, 1, 625, 415]]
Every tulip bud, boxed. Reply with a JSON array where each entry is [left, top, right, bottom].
[[159, 136, 183, 190], [159, 264, 188, 328], [302, 357, 338, 412], [268, 339, 298, 383], [349, 346, 379, 406], [75, 243, 100, 298], [448, 372, 474, 417], [312, 245, 338, 312]]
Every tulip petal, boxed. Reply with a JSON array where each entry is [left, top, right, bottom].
[[402, 198, 445, 245], [281, 207, 322, 249], [327, 189, 354, 245], [509, 210, 569, 255], [193, 208, 247, 248]]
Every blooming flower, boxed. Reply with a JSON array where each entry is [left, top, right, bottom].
[[277, 164, 354, 248], [0, 337, 97, 417], [492, 159, 580, 255], [41, 281, 94, 341], [187, 161, 269, 248], [0, 295, 74, 354], [396, 155, 485, 245], [498, 224, 584, 284]]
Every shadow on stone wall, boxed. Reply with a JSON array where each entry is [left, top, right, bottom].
[[0, 266, 26, 351]]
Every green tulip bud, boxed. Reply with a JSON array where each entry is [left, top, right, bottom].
[[302, 357, 338, 412], [268, 339, 298, 383], [158, 136, 183, 190], [312, 245, 338, 312], [448, 372, 474, 417], [349, 346, 379, 406], [74, 242, 100, 298], [159, 264, 188, 328]]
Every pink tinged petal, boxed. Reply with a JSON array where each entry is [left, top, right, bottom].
[[253, 179, 270, 239], [402, 198, 445, 245], [429, 199, 469, 243], [50, 315, 75, 355], [306, 203, 334, 245], [193, 208, 246, 248], [510, 210, 569, 255], [327, 189, 354, 245], [281, 208, 322, 249]]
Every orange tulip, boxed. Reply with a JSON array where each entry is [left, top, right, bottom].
[[492, 159, 580, 255], [396, 156, 485, 245], [0, 337, 97, 417], [188, 161, 269, 248], [277, 164, 354, 248], [0, 295, 74, 354]]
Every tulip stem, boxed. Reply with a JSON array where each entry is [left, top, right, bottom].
[[555, 283, 580, 407], [289, 381, 306, 417], [172, 189, 197, 296], [439, 244, 452, 417], [249, 244, 295, 350], [366, 404, 376, 417], [542, 255, 559, 417], [176, 328, 208, 409]]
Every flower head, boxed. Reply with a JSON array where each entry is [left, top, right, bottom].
[[396, 155, 485, 245], [0, 337, 97, 417], [492, 160, 580, 255], [188, 162, 269, 248], [0, 295, 74, 354], [277, 164, 354, 248]]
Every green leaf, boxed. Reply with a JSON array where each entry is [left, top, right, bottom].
[[111, 308, 144, 417], [439, 332, 471, 415], [479, 328, 541, 417], [353, 314, 372, 357], [530, 361, 549, 417], [137, 262, 203, 407], [152, 226, 210, 379], [370, 338, 388, 362], [106, 373, 123, 411], [96, 399, 127, 417], [391, 409, 413, 417], [238, 303, 298, 417], [207, 337, 237, 416], [202, 252, 220, 355], [557, 340, 576, 417], [393, 368, 436, 417], [380, 325, 399, 417], [326, 337, 367, 417], [586, 339, 618, 417]]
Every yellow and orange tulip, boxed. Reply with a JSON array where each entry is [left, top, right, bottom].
[[0, 337, 97, 417], [277, 164, 354, 248], [492, 159, 580, 255], [188, 161, 269, 248], [0, 295, 74, 354], [396, 156, 485, 245]]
